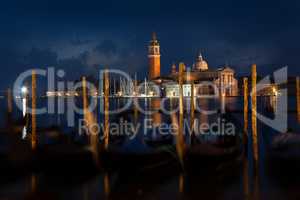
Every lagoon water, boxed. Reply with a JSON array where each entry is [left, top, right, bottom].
[[0, 96, 300, 199]]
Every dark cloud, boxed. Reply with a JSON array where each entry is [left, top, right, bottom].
[[94, 40, 117, 58], [70, 35, 92, 46], [71, 39, 145, 75], [0, 0, 299, 90], [4, 39, 146, 83]]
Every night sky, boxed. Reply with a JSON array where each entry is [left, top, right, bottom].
[[1, 0, 300, 90]]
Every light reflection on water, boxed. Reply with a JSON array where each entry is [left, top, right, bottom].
[[0, 96, 299, 199]]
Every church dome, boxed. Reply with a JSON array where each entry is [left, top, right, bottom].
[[195, 53, 208, 71]]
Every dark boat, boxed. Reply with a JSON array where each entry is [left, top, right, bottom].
[[266, 132, 300, 183], [36, 143, 98, 175], [101, 109, 178, 173], [185, 113, 243, 174], [144, 133, 173, 147], [101, 125, 177, 172], [101, 146, 177, 173], [31, 127, 99, 176], [0, 129, 33, 184]]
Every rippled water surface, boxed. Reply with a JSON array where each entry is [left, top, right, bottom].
[[0, 96, 299, 199]]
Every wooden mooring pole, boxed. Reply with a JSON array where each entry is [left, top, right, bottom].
[[251, 64, 258, 163], [104, 69, 110, 149], [82, 77, 88, 122], [31, 70, 37, 151], [243, 77, 248, 150], [242, 77, 250, 198], [190, 81, 195, 132], [6, 88, 13, 127], [251, 64, 260, 199], [7, 88, 12, 114], [296, 77, 300, 122], [179, 63, 184, 115]]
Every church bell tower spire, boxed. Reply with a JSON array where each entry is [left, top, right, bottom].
[[148, 32, 161, 80]]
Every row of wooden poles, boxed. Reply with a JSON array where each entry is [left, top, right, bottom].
[[178, 63, 258, 156], [4, 66, 300, 197], [6, 67, 300, 157], [14, 65, 227, 158], [176, 63, 260, 196], [2, 66, 292, 199], [4, 70, 110, 152]]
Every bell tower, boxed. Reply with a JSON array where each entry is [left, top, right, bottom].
[[148, 32, 161, 80]]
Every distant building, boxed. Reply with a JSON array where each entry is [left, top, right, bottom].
[[148, 32, 161, 80], [147, 33, 238, 97]]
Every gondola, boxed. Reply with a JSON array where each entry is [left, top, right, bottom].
[[0, 129, 33, 184], [101, 146, 177, 173], [36, 143, 98, 175], [266, 132, 300, 183], [100, 110, 178, 173], [184, 113, 243, 174]]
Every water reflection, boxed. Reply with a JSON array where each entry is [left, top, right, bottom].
[[242, 157, 249, 199], [178, 173, 185, 194], [30, 173, 37, 194], [103, 173, 110, 198], [150, 98, 162, 127], [133, 98, 138, 125], [82, 77, 99, 165], [172, 111, 185, 167], [1, 95, 300, 199], [21, 96, 28, 139], [197, 98, 209, 135], [22, 96, 27, 117]]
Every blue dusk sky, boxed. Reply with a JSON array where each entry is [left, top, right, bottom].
[[0, 0, 299, 89]]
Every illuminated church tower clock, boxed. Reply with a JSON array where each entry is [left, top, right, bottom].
[[148, 32, 161, 80]]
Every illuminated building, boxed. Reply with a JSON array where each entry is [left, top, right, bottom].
[[148, 32, 161, 80], [148, 34, 238, 97]]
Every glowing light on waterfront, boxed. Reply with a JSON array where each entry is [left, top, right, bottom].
[[22, 97, 27, 117], [117, 91, 123, 97], [21, 86, 28, 95], [149, 91, 154, 96], [21, 86, 28, 117], [22, 126, 27, 139], [272, 87, 278, 96], [21, 86, 28, 138]]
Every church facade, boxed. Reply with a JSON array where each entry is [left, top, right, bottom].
[[148, 33, 238, 97]]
